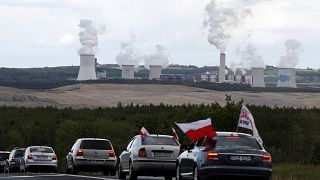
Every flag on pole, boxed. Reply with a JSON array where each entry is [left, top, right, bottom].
[[238, 104, 263, 144], [172, 127, 179, 141], [175, 118, 216, 142], [139, 127, 149, 136]]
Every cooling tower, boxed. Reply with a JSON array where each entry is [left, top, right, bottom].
[[277, 68, 297, 88], [122, 65, 135, 79], [149, 65, 162, 80], [77, 54, 97, 81], [219, 53, 226, 83], [252, 68, 266, 87]]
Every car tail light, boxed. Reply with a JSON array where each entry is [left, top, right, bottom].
[[27, 154, 33, 160], [108, 150, 115, 157], [76, 149, 84, 156], [138, 148, 146, 157], [207, 152, 219, 160], [262, 153, 272, 163], [11, 157, 15, 161], [52, 154, 57, 160]]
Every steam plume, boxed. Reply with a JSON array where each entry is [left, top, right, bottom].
[[242, 44, 265, 68], [279, 39, 302, 68], [116, 39, 141, 68], [143, 45, 169, 69]]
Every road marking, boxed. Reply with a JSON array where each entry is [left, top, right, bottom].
[[63, 174, 112, 179], [0, 174, 114, 179]]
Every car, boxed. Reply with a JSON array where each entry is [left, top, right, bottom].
[[118, 134, 181, 180], [24, 146, 58, 173], [66, 138, 117, 175], [7, 148, 26, 173], [0, 151, 10, 173], [176, 132, 272, 180]]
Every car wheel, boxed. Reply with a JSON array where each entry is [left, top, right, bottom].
[[193, 165, 200, 180], [110, 168, 116, 176], [265, 175, 272, 180], [176, 163, 183, 180], [129, 162, 137, 180], [103, 170, 110, 176], [165, 175, 173, 180], [66, 160, 71, 174], [118, 164, 126, 179], [71, 161, 78, 175]]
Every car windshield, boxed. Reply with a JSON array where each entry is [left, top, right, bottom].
[[0, 153, 9, 160], [30, 147, 53, 153], [214, 136, 262, 150], [141, 136, 179, 146], [80, 140, 112, 150], [14, 150, 25, 157]]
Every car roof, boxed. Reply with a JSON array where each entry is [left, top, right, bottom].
[[78, 138, 110, 141], [27, 146, 53, 149], [0, 151, 10, 153], [136, 134, 174, 138], [216, 131, 252, 137]]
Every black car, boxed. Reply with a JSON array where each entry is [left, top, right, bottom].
[[0, 151, 10, 173], [8, 148, 26, 173], [176, 132, 272, 180]]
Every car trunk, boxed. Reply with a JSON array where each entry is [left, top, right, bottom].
[[212, 148, 264, 166], [31, 153, 53, 162], [144, 145, 180, 160], [83, 149, 109, 160]]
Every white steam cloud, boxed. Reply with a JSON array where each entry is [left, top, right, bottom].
[[116, 35, 141, 68], [204, 0, 251, 53], [78, 19, 105, 55], [143, 45, 169, 69], [279, 39, 302, 68], [242, 44, 265, 68]]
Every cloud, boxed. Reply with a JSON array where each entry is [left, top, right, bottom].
[[59, 33, 76, 46]]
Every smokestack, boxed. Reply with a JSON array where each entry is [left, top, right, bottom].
[[219, 53, 226, 83], [122, 65, 134, 79], [149, 65, 162, 80], [252, 68, 265, 87], [77, 54, 97, 81], [277, 68, 297, 88]]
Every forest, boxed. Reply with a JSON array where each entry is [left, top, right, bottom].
[[0, 96, 319, 172]]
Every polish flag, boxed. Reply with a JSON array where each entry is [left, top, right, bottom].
[[139, 127, 149, 136], [172, 127, 179, 141], [175, 118, 216, 142]]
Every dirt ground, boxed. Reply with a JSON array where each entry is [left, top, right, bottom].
[[0, 84, 319, 108]]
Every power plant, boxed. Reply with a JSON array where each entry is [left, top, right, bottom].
[[277, 68, 297, 88], [122, 65, 135, 79], [77, 54, 97, 81], [219, 53, 226, 83], [149, 65, 162, 80], [252, 68, 266, 87]]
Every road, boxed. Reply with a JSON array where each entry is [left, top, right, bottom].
[[0, 173, 164, 180]]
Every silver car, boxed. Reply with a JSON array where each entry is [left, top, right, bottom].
[[24, 146, 58, 173], [118, 134, 181, 180], [66, 138, 117, 175]]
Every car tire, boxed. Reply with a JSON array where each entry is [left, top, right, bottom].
[[176, 163, 183, 180], [71, 161, 78, 175], [66, 161, 71, 174], [110, 168, 117, 176], [265, 175, 272, 180], [165, 175, 173, 180], [193, 165, 200, 180], [129, 162, 137, 180], [103, 170, 110, 176], [118, 164, 126, 179]]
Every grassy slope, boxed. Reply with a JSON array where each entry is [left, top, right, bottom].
[[273, 164, 320, 180]]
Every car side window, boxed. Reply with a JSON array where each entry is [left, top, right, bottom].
[[131, 137, 139, 148], [126, 138, 135, 150]]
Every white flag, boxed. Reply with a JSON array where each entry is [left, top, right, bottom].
[[238, 104, 263, 144], [139, 127, 149, 136]]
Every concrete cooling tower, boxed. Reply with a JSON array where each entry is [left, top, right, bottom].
[[149, 65, 162, 80], [252, 68, 266, 87], [277, 68, 297, 88], [219, 53, 226, 83], [77, 54, 97, 81], [122, 65, 135, 79]]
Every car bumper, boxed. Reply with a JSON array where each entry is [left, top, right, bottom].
[[25, 160, 57, 169], [199, 165, 272, 179], [132, 159, 176, 175], [74, 159, 117, 171]]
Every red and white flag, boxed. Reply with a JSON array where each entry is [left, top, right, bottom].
[[172, 127, 179, 141], [175, 118, 216, 142], [139, 127, 149, 136], [238, 104, 263, 144]]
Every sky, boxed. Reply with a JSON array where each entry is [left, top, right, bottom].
[[0, 0, 319, 69]]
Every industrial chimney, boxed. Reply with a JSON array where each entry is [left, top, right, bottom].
[[77, 54, 97, 81], [277, 68, 297, 88], [219, 53, 226, 83], [149, 65, 162, 80], [252, 68, 265, 87], [122, 65, 135, 79]]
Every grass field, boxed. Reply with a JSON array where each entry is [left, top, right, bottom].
[[273, 164, 320, 180]]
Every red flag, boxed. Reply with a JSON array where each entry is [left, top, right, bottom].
[[172, 127, 179, 141], [175, 118, 216, 142], [139, 127, 149, 136]]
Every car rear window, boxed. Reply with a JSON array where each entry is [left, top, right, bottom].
[[30, 147, 54, 153], [214, 136, 262, 150], [142, 136, 179, 146], [0, 153, 9, 160], [14, 150, 25, 157], [80, 140, 112, 150]]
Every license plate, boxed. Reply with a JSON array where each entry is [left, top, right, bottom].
[[154, 152, 171, 157], [230, 156, 252, 161]]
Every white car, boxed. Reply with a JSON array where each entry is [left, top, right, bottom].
[[24, 146, 58, 173]]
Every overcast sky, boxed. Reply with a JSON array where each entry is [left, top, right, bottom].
[[0, 0, 319, 69]]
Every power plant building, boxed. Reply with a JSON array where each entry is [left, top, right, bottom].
[[252, 68, 266, 87], [121, 65, 135, 79], [277, 68, 297, 88], [149, 65, 162, 80], [77, 54, 97, 81]]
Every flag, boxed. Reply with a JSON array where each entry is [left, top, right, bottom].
[[172, 127, 179, 141], [238, 104, 263, 144], [139, 127, 149, 136], [175, 118, 216, 142]]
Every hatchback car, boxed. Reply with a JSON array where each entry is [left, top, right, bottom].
[[0, 151, 10, 173], [118, 134, 181, 180], [66, 138, 117, 175], [176, 132, 272, 180], [7, 148, 26, 173], [24, 146, 58, 173]]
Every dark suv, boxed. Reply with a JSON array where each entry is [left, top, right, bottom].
[[8, 148, 26, 173], [0, 151, 10, 173]]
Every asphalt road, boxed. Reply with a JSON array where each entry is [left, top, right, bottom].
[[0, 173, 165, 180]]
